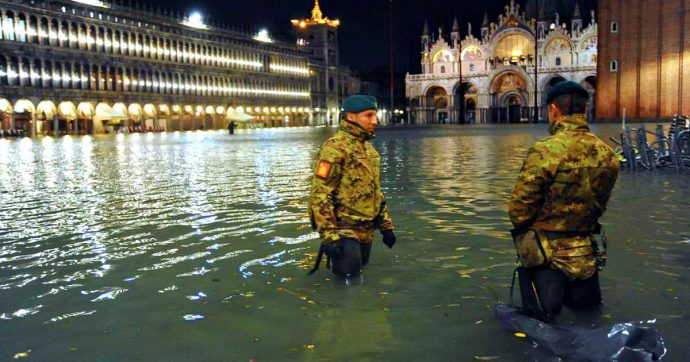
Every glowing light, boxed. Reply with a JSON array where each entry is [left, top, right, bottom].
[[269, 64, 309, 75], [254, 29, 273, 43], [72, 0, 110, 8], [182, 12, 208, 30]]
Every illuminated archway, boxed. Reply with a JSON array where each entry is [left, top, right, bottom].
[[494, 32, 534, 66], [36, 100, 57, 135], [143, 103, 157, 130], [128, 103, 143, 124], [12, 99, 35, 134], [158, 104, 170, 131], [425, 86, 449, 124], [77, 102, 95, 134], [0, 99, 13, 131], [490, 72, 529, 123]]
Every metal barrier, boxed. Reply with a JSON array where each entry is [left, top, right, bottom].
[[610, 115, 690, 171]]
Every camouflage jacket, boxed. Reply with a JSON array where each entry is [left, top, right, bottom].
[[308, 120, 394, 243], [509, 114, 620, 279]]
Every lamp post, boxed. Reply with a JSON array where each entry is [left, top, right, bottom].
[[389, 0, 395, 124], [533, 0, 539, 123]]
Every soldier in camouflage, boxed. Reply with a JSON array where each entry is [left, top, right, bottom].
[[308, 95, 396, 278], [509, 81, 620, 321]]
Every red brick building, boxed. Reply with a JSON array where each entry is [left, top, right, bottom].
[[597, 0, 690, 121]]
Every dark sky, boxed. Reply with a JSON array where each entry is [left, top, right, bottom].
[[161, 0, 596, 74]]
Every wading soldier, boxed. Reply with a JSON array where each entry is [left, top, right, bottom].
[[308, 95, 396, 278], [509, 81, 620, 321]]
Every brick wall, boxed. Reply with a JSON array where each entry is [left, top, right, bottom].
[[597, 0, 690, 120]]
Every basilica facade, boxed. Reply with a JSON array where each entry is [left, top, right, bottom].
[[405, 0, 597, 124]]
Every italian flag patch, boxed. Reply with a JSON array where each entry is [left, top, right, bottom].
[[315, 161, 332, 179]]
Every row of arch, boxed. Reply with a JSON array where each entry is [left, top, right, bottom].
[[0, 98, 313, 135], [0, 8, 308, 76], [0, 56, 309, 98], [412, 72, 597, 124]]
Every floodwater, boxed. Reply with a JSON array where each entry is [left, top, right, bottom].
[[0, 124, 688, 361]]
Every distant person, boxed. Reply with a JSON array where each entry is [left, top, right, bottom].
[[228, 121, 236, 135], [509, 81, 620, 322], [308, 95, 396, 278]]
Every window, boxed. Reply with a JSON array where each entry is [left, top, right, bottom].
[[610, 60, 618, 72], [610, 21, 618, 33], [440, 66, 446, 73], [469, 64, 475, 72], [555, 57, 561, 66]]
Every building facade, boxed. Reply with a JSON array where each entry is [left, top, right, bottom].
[[0, 0, 312, 136], [406, 0, 597, 124], [597, 0, 690, 121], [292, 0, 363, 126]]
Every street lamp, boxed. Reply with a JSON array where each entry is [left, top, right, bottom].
[[533, 0, 539, 123]]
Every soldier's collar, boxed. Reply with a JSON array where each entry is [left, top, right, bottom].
[[339, 120, 375, 141], [550, 114, 589, 135]]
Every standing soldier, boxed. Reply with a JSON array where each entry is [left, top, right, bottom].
[[308, 95, 396, 278], [509, 81, 620, 322]]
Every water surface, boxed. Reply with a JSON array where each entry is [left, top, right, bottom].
[[1, 125, 688, 360]]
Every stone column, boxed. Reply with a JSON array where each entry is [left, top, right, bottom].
[[53, 116, 58, 136], [31, 111, 37, 137]]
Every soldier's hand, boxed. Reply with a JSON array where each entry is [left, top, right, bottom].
[[323, 241, 343, 259], [382, 230, 396, 249]]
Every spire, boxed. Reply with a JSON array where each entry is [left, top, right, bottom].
[[482, 11, 489, 27], [423, 18, 430, 36], [573, 2, 581, 19], [452, 17, 460, 32], [311, 0, 323, 21]]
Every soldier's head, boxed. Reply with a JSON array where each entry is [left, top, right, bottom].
[[546, 81, 590, 123], [342, 95, 379, 133]]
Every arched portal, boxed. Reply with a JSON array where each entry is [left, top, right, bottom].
[[0, 98, 13, 131], [203, 105, 215, 130], [36, 100, 57, 135], [158, 104, 170, 131], [490, 71, 529, 123], [57, 101, 77, 135], [13, 99, 36, 134], [170, 104, 182, 131], [128, 103, 143, 127], [77, 102, 95, 134], [143, 103, 157, 129], [506, 94, 523, 123], [425, 86, 449, 124], [453, 82, 478, 124]]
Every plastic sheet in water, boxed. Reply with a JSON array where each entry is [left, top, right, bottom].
[[495, 304, 667, 361]]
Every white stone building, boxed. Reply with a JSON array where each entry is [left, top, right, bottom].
[[405, 0, 598, 124]]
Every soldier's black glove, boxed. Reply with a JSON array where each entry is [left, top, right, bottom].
[[382, 230, 396, 249], [323, 241, 343, 259]]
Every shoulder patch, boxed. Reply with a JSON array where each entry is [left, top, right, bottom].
[[315, 161, 332, 179]]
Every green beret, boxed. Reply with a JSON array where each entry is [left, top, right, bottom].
[[546, 81, 589, 104], [342, 95, 377, 114]]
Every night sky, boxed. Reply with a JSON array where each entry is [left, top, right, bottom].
[[161, 0, 596, 75]]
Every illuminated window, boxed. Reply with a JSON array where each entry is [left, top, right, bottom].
[[610, 60, 618, 72], [495, 34, 534, 60], [555, 57, 561, 66]]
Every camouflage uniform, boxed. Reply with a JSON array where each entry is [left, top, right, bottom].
[[309, 120, 394, 244], [509, 114, 620, 280]]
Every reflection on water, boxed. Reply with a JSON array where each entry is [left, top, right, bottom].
[[0, 125, 688, 360]]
